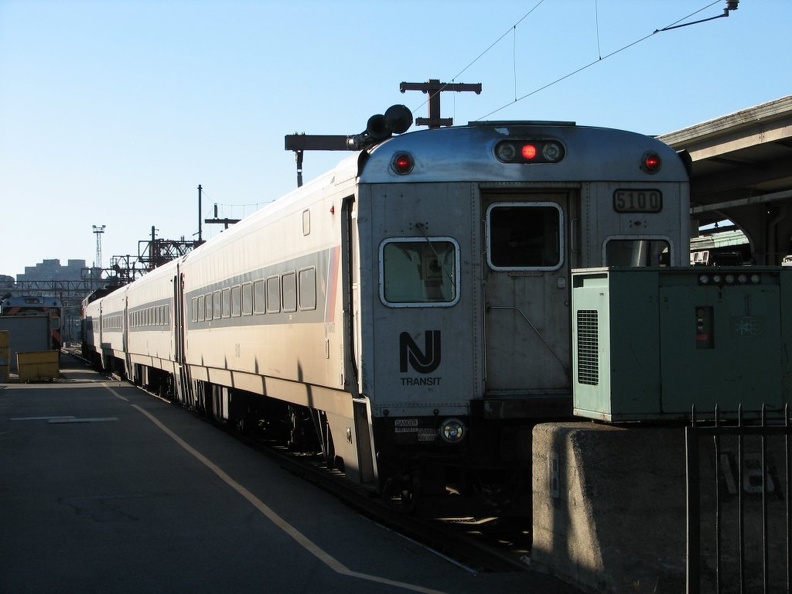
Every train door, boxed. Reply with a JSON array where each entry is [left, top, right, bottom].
[[482, 191, 572, 396], [123, 296, 132, 380], [172, 269, 189, 403], [338, 195, 376, 485], [98, 301, 105, 368]]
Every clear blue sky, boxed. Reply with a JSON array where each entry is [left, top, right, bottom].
[[1, 0, 789, 278]]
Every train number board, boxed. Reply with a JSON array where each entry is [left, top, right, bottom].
[[613, 189, 662, 213]]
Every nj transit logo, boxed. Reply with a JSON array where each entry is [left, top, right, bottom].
[[399, 331, 442, 374]]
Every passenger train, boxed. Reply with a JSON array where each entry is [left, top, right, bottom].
[[82, 108, 691, 512]]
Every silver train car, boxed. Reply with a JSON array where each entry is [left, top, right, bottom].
[[82, 118, 690, 511]]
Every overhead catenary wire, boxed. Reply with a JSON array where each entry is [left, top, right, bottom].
[[595, 0, 603, 60], [475, 0, 726, 121], [408, 0, 546, 116], [196, 186, 267, 223]]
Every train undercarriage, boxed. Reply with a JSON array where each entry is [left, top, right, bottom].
[[88, 353, 534, 519]]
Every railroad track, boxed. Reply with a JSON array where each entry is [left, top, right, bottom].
[[81, 354, 534, 574], [216, 422, 534, 574]]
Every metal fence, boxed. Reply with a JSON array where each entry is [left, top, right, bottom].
[[686, 405, 791, 593]]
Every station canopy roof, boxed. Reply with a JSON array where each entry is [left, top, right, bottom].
[[659, 95, 792, 229]]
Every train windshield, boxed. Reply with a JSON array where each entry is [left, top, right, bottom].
[[486, 203, 562, 270], [380, 238, 459, 306]]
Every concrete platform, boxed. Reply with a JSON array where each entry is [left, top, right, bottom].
[[0, 355, 583, 594]]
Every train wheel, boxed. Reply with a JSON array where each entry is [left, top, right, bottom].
[[383, 473, 420, 514], [286, 405, 320, 452]]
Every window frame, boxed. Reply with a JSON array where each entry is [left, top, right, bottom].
[[266, 276, 281, 314], [379, 236, 461, 308], [485, 201, 565, 272], [298, 267, 317, 311], [602, 235, 673, 267]]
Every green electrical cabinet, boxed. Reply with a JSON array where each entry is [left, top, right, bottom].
[[572, 267, 792, 421]]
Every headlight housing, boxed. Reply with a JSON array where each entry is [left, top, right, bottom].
[[439, 418, 466, 444]]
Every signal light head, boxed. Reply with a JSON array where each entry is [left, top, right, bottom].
[[495, 139, 565, 164], [641, 152, 662, 174]]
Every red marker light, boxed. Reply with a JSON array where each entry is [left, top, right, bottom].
[[642, 152, 662, 173], [392, 152, 414, 175], [521, 144, 538, 160]]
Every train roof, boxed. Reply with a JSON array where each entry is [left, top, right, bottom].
[[1, 295, 63, 308], [115, 120, 689, 286], [359, 121, 689, 184]]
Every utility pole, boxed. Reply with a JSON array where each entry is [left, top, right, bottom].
[[400, 79, 482, 128], [204, 203, 241, 230], [197, 184, 203, 243]]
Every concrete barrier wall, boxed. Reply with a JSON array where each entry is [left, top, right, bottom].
[[531, 423, 687, 593], [532, 421, 790, 593]]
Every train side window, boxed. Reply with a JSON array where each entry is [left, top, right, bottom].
[[191, 298, 198, 322], [253, 280, 266, 314], [604, 238, 670, 267], [486, 203, 562, 270], [266, 277, 280, 313], [242, 283, 253, 315], [298, 268, 316, 311], [213, 290, 222, 319], [222, 287, 231, 318], [231, 285, 242, 317], [206, 293, 214, 320], [197, 295, 205, 322], [282, 272, 297, 312], [380, 237, 460, 307]]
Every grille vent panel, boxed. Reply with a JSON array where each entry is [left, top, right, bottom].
[[576, 310, 599, 385]]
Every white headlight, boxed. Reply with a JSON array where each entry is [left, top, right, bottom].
[[440, 418, 466, 444]]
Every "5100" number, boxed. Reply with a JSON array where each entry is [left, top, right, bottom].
[[613, 190, 662, 213]]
